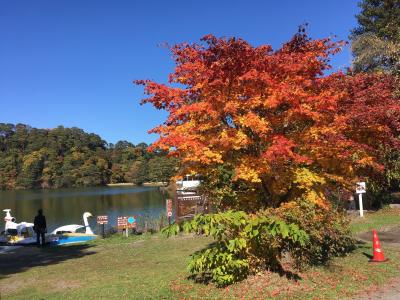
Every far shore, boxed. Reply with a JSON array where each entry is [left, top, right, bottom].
[[107, 182, 167, 187]]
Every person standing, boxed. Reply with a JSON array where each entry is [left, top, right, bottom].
[[34, 209, 47, 246], [348, 195, 356, 211]]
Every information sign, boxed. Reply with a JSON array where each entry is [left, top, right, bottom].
[[166, 199, 173, 217], [355, 182, 366, 218], [118, 216, 136, 229], [117, 217, 128, 229], [356, 182, 366, 194], [97, 215, 108, 225], [128, 216, 136, 225]]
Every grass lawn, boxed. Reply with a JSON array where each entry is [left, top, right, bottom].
[[1, 208, 400, 299], [350, 206, 400, 234]]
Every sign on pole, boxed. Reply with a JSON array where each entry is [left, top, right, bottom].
[[166, 199, 173, 217], [97, 215, 108, 238], [356, 182, 366, 217], [127, 216, 136, 227], [117, 216, 128, 229], [97, 215, 108, 225], [166, 199, 173, 225], [356, 182, 366, 194], [117, 216, 136, 237]]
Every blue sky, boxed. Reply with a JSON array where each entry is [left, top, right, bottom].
[[0, 0, 360, 145]]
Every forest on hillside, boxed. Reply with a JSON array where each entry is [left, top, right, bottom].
[[0, 123, 177, 190]]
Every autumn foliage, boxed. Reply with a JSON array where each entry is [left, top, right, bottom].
[[136, 30, 400, 210]]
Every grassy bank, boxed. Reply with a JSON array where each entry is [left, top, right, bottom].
[[350, 207, 400, 234], [1, 209, 400, 299]]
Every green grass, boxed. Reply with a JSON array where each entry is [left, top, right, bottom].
[[0, 234, 213, 299], [1, 208, 400, 299], [350, 207, 400, 234]]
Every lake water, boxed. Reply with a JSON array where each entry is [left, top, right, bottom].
[[0, 186, 168, 232]]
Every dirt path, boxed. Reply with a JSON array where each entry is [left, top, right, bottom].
[[356, 277, 400, 300], [357, 227, 400, 247], [355, 227, 400, 300]]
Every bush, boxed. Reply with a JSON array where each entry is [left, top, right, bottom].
[[274, 201, 356, 267], [163, 202, 356, 286], [162, 211, 308, 286]]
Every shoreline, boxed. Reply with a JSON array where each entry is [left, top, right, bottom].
[[106, 182, 167, 187], [106, 183, 136, 187], [1, 182, 170, 191]]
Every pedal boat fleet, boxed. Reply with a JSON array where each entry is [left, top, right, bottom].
[[1, 209, 97, 246]]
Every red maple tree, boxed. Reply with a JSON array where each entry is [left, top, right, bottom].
[[136, 30, 400, 209]]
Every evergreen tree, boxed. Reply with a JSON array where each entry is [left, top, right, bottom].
[[350, 0, 400, 200], [351, 0, 400, 74], [352, 0, 400, 41]]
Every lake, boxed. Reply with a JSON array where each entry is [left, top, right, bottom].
[[0, 186, 168, 232]]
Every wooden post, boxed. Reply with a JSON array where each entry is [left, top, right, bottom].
[[174, 186, 178, 223]]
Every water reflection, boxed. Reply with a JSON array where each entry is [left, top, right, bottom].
[[0, 186, 166, 231]]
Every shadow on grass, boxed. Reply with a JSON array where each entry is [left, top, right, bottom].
[[353, 239, 373, 259], [362, 252, 373, 259], [355, 239, 368, 248], [277, 268, 302, 281], [0, 244, 96, 279]]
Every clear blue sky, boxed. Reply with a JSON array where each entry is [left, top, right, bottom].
[[0, 0, 360, 145]]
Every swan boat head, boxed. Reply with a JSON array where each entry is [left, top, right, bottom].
[[3, 209, 16, 232], [83, 212, 93, 219], [83, 212, 94, 235]]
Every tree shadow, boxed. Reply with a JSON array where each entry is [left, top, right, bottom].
[[187, 273, 213, 285], [186, 265, 302, 287], [276, 267, 302, 281], [0, 244, 97, 279], [353, 239, 373, 259], [362, 252, 373, 259]]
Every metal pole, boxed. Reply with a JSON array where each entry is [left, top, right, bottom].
[[358, 193, 364, 217]]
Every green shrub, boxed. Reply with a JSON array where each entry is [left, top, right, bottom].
[[274, 201, 356, 267], [162, 211, 308, 286]]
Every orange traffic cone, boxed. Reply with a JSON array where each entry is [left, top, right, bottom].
[[369, 229, 388, 262]]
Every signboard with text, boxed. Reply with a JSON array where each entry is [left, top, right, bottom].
[[97, 215, 108, 225], [117, 216, 136, 230], [117, 217, 127, 229], [356, 182, 366, 194]]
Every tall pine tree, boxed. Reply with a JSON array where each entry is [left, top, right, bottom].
[[351, 0, 400, 74]]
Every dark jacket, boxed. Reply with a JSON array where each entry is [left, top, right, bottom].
[[34, 215, 47, 233]]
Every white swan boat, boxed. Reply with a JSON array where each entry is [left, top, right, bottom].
[[49, 212, 97, 245], [0, 209, 56, 245], [1, 209, 36, 244], [1, 209, 97, 245]]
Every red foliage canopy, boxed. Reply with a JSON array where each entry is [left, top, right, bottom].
[[136, 31, 400, 207]]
